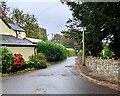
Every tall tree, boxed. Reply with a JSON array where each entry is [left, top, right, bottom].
[[10, 8, 48, 40], [62, 1, 120, 58], [10, 8, 25, 26]]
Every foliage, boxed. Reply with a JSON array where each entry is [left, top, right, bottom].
[[2, 67, 35, 76], [0, 47, 14, 73], [36, 53, 47, 62], [28, 53, 47, 69], [13, 53, 26, 68], [66, 48, 76, 57], [78, 49, 90, 57], [39, 28, 48, 41], [0, 1, 10, 19], [0, 48, 47, 74], [51, 33, 79, 50], [100, 44, 115, 59], [61, 29, 82, 51], [2, 73, 9, 77], [62, 1, 120, 58], [37, 42, 67, 62], [9, 8, 48, 40], [15, 67, 35, 74], [1, 6, 48, 41], [78, 49, 83, 56]]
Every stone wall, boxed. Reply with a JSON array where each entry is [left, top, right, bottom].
[[85, 56, 120, 79]]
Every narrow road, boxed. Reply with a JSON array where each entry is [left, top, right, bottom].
[[2, 57, 118, 94]]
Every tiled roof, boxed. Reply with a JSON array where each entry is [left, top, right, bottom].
[[0, 35, 36, 47]]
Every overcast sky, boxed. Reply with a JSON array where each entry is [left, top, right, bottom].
[[7, 0, 72, 39]]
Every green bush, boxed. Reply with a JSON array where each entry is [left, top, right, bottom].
[[66, 48, 76, 57], [100, 47, 115, 59], [0, 47, 14, 73], [28, 53, 47, 69], [78, 49, 83, 56], [36, 53, 47, 62], [37, 42, 67, 62]]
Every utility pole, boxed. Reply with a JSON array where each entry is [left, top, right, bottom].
[[82, 27, 85, 66]]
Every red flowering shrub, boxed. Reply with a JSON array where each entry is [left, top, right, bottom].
[[13, 53, 26, 68]]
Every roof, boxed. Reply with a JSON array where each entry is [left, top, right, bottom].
[[8, 23, 25, 32], [24, 38, 42, 44], [0, 35, 36, 47], [1, 18, 25, 32]]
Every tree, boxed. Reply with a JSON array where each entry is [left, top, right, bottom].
[[10, 8, 25, 26], [62, 1, 120, 58], [0, 1, 8, 18], [10, 8, 48, 41], [39, 28, 48, 41], [51, 33, 79, 50], [0, 1, 11, 22]]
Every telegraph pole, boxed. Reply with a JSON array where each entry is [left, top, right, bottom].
[[82, 27, 85, 66]]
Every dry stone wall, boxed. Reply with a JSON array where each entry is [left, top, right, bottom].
[[85, 56, 120, 79]]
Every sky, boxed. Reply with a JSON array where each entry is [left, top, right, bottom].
[[7, 0, 72, 39]]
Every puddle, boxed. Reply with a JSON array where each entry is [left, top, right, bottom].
[[31, 73, 54, 77], [38, 74, 54, 77], [65, 65, 74, 67]]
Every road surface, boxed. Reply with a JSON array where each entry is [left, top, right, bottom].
[[2, 57, 119, 94]]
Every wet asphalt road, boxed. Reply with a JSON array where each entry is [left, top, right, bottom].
[[2, 57, 119, 94]]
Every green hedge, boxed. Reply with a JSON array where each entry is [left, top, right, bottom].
[[37, 42, 67, 62], [66, 48, 76, 57]]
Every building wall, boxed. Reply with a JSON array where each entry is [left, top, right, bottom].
[[0, 19, 26, 38], [0, 19, 16, 36], [7, 46, 35, 61], [18, 32, 26, 38]]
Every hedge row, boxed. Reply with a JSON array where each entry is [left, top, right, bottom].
[[37, 42, 67, 62]]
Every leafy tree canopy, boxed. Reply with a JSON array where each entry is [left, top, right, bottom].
[[10, 8, 48, 41], [62, 1, 120, 58], [51, 33, 80, 50]]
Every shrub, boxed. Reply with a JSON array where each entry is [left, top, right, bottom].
[[13, 53, 26, 67], [37, 42, 67, 62], [28, 53, 47, 69], [100, 48, 115, 59], [0, 47, 14, 73], [36, 53, 47, 62], [78, 49, 83, 56], [66, 48, 76, 57], [13, 53, 26, 71], [78, 49, 91, 57]]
